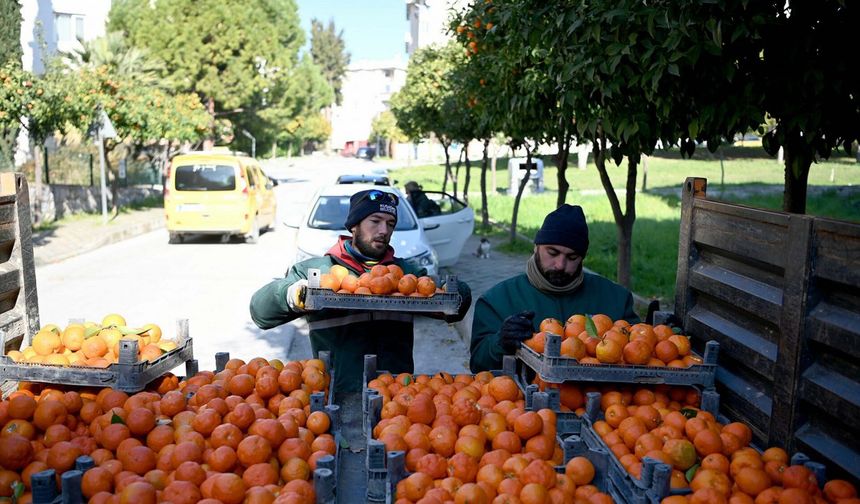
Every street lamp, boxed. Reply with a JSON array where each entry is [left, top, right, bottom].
[[240, 129, 256, 158]]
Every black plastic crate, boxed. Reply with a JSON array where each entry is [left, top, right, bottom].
[[517, 333, 719, 387], [0, 320, 195, 393]]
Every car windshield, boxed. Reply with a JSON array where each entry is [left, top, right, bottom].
[[308, 195, 416, 231], [174, 164, 236, 191]]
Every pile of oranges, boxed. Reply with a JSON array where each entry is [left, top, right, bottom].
[[366, 371, 612, 504], [581, 389, 857, 504], [4, 314, 176, 368], [318, 264, 440, 297], [524, 315, 702, 368], [0, 356, 333, 504]]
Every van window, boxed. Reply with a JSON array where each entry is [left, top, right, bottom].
[[174, 164, 236, 191]]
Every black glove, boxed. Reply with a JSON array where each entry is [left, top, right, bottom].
[[499, 311, 535, 354]]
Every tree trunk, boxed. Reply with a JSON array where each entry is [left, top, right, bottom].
[[577, 142, 589, 170], [204, 97, 215, 150], [555, 132, 571, 208], [593, 133, 637, 288], [104, 146, 119, 217], [490, 141, 498, 194], [783, 147, 811, 214], [641, 154, 649, 192], [463, 144, 471, 204], [480, 138, 490, 230], [441, 142, 451, 193], [451, 148, 463, 197], [32, 142, 43, 225], [510, 144, 532, 245]]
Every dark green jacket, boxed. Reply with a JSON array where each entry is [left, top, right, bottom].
[[250, 238, 470, 392], [470, 272, 640, 372]]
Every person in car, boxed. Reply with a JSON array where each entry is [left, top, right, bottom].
[[469, 204, 640, 372], [405, 181, 442, 218], [250, 189, 471, 392]]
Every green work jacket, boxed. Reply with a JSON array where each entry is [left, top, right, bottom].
[[469, 272, 640, 372]]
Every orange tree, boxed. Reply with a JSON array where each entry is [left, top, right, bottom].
[[757, 1, 858, 213]]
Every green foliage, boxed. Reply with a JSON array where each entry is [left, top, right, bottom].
[[310, 18, 349, 106], [0, 0, 21, 67], [109, 0, 304, 112], [370, 111, 406, 144]]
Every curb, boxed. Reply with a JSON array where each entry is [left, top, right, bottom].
[[34, 218, 165, 267]]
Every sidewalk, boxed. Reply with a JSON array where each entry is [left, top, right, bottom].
[[32, 207, 165, 267]]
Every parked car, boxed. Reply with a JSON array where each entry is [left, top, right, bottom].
[[164, 150, 277, 244], [286, 184, 473, 276], [335, 173, 391, 186], [355, 146, 376, 160]]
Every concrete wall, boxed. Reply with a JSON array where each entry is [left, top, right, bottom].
[[28, 184, 162, 223]]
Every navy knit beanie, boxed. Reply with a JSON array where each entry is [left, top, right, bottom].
[[534, 204, 589, 256], [344, 190, 398, 230]]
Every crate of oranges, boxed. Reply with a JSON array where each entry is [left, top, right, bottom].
[[0, 316, 194, 393], [303, 265, 462, 315], [516, 314, 719, 387]]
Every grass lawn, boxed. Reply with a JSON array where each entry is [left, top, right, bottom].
[[391, 146, 859, 305]]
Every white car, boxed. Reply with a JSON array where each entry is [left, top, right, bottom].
[[287, 183, 474, 276]]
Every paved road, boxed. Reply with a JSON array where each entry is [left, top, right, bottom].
[[34, 156, 470, 375]]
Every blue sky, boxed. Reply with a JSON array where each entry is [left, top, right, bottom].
[[295, 0, 406, 62]]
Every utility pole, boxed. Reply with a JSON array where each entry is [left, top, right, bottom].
[[241, 129, 256, 158]]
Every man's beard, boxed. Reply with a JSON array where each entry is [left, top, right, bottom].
[[536, 254, 580, 286], [353, 228, 388, 260]]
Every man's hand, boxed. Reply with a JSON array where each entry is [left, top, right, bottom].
[[286, 280, 309, 312], [499, 311, 535, 354]]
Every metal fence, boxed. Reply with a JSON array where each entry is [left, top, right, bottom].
[[12, 144, 162, 187]]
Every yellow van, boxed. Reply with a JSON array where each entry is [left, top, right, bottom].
[[164, 151, 277, 244]]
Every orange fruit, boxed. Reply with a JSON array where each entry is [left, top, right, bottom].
[[61, 324, 86, 352], [539, 318, 564, 336], [591, 314, 614, 336], [369, 275, 394, 295], [81, 335, 108, 359], [318, 273, 341, 291], [416, 277, 436, 297], [0, 434, 33, 470]]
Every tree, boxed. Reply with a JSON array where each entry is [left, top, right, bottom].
[[109, 0, 305, 143], [370, 111, 406, 158], [390, 43, 463, 189], [0, 0, 21, 67], [310, 18, 350, 106], [0, 1, 22, 170], [758, 0, 859, 213]]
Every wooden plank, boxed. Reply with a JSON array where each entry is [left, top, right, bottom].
[[688, 263, 782, 324], [798, 363, 860, 431], [0, 265, 21, 294], [774, 215, 813, 450], [807, 302, 860, 360], [688, 307, 777, 378], [0, 204, 15, 225], [812, 219, 860, 288], [674, 178, 706, 323], [692, 210, 789, 268]]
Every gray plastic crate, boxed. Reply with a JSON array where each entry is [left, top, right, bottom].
[[0, 319, 195, 393], [520, 380, 583, 436], [517, 334, 719, 387], [304, 269, 462, 315]]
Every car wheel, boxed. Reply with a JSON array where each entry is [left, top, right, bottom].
[[245, 218, 260, 244], [168, 232, 184, 244]]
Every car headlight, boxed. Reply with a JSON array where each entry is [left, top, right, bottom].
[[406, 250, 437, 273]]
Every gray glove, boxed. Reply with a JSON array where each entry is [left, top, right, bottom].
[[286, 279, 308, 312], [499, 311, 535, 354]]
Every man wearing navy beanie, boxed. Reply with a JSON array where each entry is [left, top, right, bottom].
[[469, 204, 640, 372], [251, 189, 471, 392]]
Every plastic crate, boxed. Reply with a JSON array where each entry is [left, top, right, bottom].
[[0, 320, 195, 393], [517, 334, 719, 387], [362, 354, 520, 502], [517, 376, 583, 436], [304, 269, 462, 315], [579, 390, 723, 503]]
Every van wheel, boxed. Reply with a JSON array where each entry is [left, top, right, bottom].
[[168, 232, 184, 244], [245, 219, 260, 244]]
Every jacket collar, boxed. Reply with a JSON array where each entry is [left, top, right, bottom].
[[325, 236, 396, 273]]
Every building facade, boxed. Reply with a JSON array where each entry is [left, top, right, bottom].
[[405, 0, 466, 55], [329, 58, 406, 154]]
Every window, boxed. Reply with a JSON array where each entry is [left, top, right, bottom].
[[55, 13, 85, 43], [246, 167, 256, 188], [174, 164, 236, 191]]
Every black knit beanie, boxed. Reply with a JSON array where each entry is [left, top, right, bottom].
[[533, 204, 589, 256], [344, 190, 398, 230]]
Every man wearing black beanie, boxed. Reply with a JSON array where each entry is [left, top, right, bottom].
[[469, 204, 639, 372], [250, 189, 471, 392]]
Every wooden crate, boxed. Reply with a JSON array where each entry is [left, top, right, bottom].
[[675, 177, 859, 482], [0, 172, 40, 357]]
